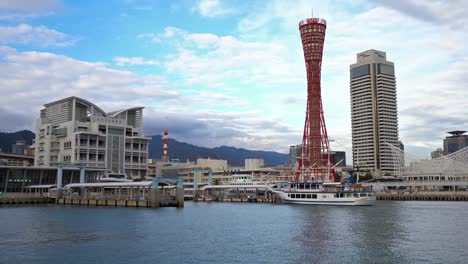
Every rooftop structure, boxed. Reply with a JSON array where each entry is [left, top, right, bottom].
[[387, 143, 468, 177], [447, 130, 467, 137], [34, 96, 150, 178], [444, 130, 468, 154]]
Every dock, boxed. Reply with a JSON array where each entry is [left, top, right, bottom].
[[1, 177, 185, 208]]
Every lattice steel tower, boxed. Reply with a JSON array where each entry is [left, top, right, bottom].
[[296, 18, 332, 182]]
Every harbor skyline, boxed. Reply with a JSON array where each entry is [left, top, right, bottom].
[[0, 0, 467, 159]]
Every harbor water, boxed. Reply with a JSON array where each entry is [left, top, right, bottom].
[[1, 201, 467, 263]]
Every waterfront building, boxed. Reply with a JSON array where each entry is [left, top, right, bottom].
[[34, 97, 150, 178], [0, 166, 104, 193], [196, 158, 227, 171], [350, 49, 399, 177], [330, 151, 346, 167], [0, 152, 34, 167], [245, 159, 264, 170], [11, 140, 27, 155], [288, 145, 301, 166], [443, 130, 468, 154]]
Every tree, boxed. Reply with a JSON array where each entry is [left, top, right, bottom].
[[213, 178, 221, 185]]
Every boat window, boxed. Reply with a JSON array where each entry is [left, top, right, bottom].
[[353, 193, 359, 198], [312, 194, 317, 199], [346, 193, 352, 198], [288, 194, 291, 198], [334, 193, 339, 198], [291, 194, 295, 198], [307, 194, 311, 199], [340, 193, 343, 198], [301, 194, 306, 199]]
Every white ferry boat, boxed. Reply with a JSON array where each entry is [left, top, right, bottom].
[[225, 174, 268, 187], [271, 181, 375, 206]]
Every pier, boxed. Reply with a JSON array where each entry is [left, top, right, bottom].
[[57, 177, 184, 208]]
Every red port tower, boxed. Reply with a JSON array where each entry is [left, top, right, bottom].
[[296, 17, 332, 182]]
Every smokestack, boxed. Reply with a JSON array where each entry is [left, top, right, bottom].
[[163, 130, 168, 162]]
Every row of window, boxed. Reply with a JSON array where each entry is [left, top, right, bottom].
[[288, 193, 370, 199]]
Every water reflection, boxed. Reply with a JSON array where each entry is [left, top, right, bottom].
[[291, 202, 409, 263], [1, 202, 468, 263]]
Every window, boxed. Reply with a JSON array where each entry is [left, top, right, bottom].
[[301, 194, 306, 199], [378, 64, 395, 76], [312, 194, 317, 199], [351, 64, 370, 79], [307, 194, 312, 199]]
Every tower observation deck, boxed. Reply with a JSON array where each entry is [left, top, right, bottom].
[[296, 18, 333, 182]]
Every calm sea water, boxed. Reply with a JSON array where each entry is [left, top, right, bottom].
[[1, 201, 467, 264]]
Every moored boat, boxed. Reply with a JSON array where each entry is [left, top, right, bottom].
[[271, 181, 375, 206]]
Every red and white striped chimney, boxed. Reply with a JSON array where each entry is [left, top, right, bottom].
[[163, 130, 168, 162]]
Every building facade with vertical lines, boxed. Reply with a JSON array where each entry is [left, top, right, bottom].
[[34, 97, 150, 178], [350, 50, 399, 177]]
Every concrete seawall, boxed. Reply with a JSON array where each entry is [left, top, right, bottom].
[[377, 192, 468, 201], [0, 197, 52, 204], [56, 198, 153, 208]]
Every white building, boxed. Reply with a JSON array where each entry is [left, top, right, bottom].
[[350, 50, 399, 177], [196, 158, 228, 170], [245, 159, 264, 170], [34, 97, 150, 178]]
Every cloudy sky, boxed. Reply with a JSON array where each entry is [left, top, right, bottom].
[[0, 0, 467, 158]]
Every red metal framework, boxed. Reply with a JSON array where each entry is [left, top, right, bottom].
[[296, 18, 334, 182]]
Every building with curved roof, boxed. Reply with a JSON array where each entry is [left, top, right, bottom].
[[35, 96, 150, 178]]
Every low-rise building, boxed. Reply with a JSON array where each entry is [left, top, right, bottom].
[[0, 152, 34, 167], [196, 158, 227, 171]]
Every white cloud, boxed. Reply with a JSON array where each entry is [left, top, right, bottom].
[[113, 56, 158, 66], [372, 0, 468, 30], [0, 23, 76, 47], [229, 0, 468, 158], [135, 0, 468, 157], [0, 0, 60, 22], [0, 46, 298, 153], [0, 0, 60, 11], [192, 0, 233, 17]]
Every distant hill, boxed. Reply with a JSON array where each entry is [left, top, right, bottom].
[[148, 135, 288, 166], [0, 130, 289, 166], [0, 130, 35, 153]]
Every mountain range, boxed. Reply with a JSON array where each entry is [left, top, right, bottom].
[[0, 130, 35, 153], [0, 130, 288, 166]]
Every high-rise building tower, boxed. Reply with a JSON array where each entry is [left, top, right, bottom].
[[296, 18, 332, 182], [443, 130, 468, 154], [350, 49, 399, 177]]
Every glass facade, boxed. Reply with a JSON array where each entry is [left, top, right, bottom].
[[378, 63, 395, 76], [351, 64, 370, 79]]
